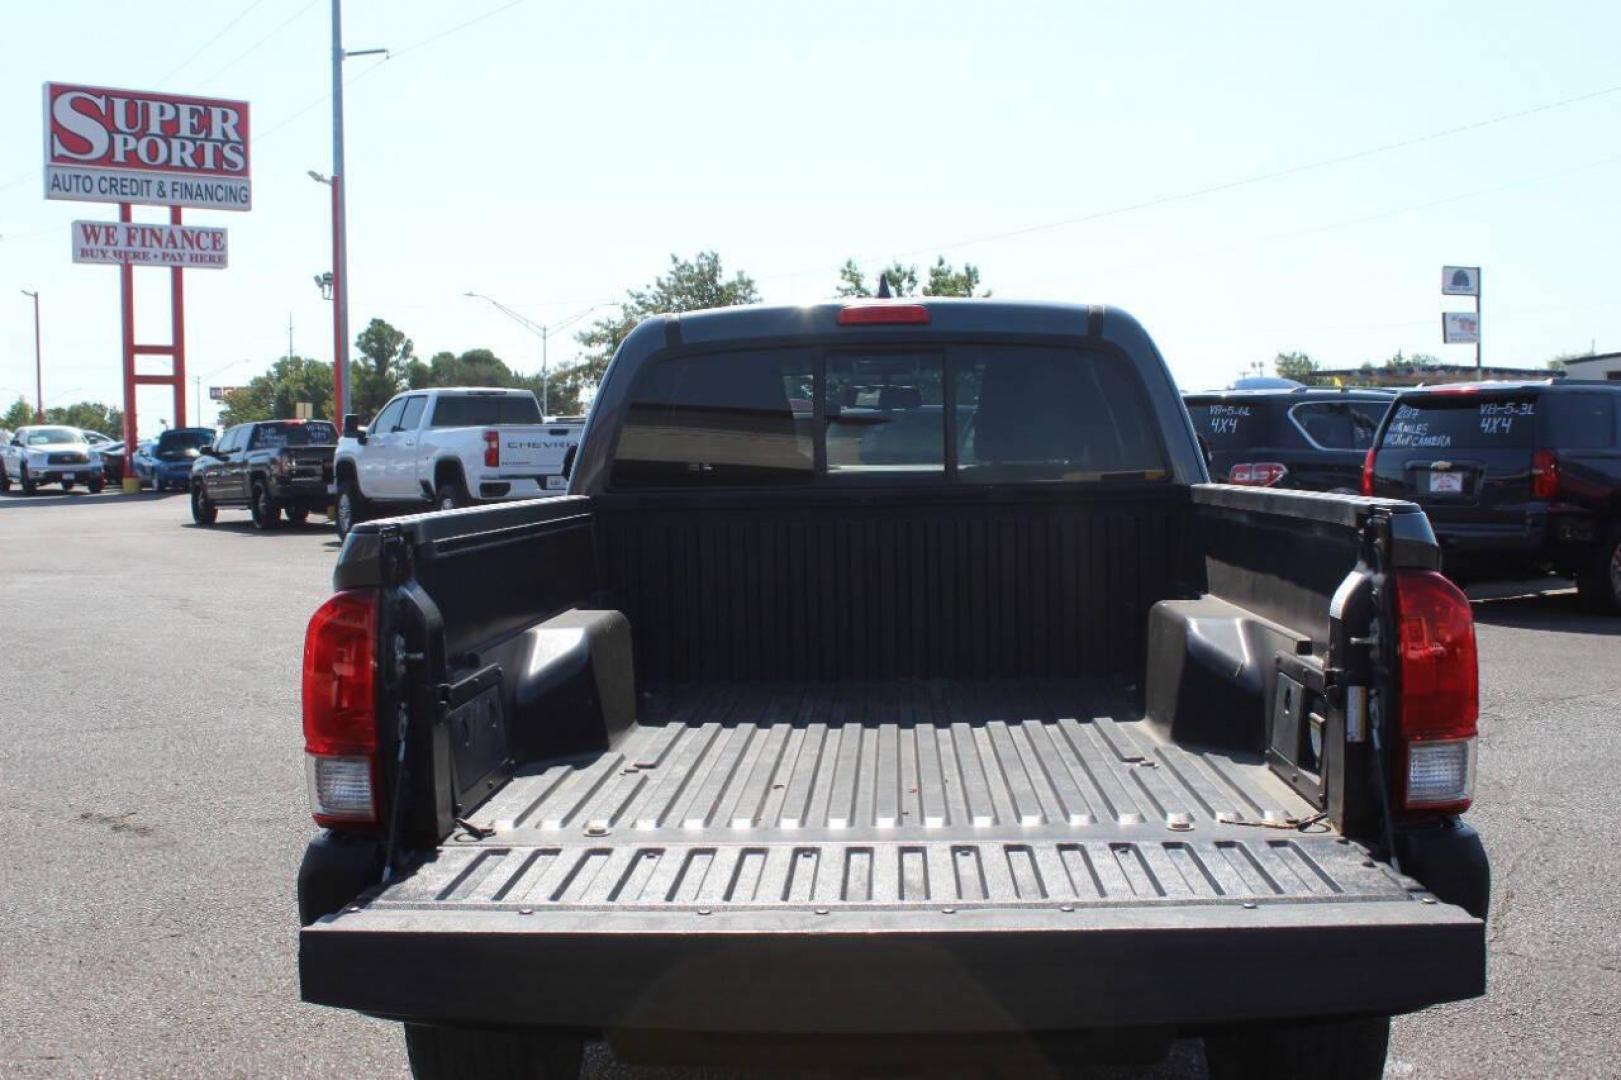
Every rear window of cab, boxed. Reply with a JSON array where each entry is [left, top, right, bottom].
[[609, 344, 1169, 489]]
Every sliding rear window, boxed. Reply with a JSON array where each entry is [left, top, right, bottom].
[[611, 344, 1166, 488], [431, 394, 542, 427], [1382, 395, 1537, 450]]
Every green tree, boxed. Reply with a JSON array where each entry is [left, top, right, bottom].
[[406, 348, 521, 390], [43, 401, 124, 437], [1274, 351, 1319, 382], [3, 396, 36, 429], [219, 356, 335, 426], [1382, 350, 1442, 370], [566, 252, 759, 396], [921, 257, 988, 298], [835, 259, 922, 298], [351, 318, 415, 418]]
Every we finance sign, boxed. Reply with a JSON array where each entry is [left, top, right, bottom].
[[72, 220, 228, 269], [43, 83, 250, 211]]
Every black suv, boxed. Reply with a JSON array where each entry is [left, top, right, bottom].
[[1184, 387, 1393, 491], [1365, 381, 1621, 611], [190, 419, 338, 529]]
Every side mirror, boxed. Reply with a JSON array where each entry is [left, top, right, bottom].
[[342, 413, 362, 440]]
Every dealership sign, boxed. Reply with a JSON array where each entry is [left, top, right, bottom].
[[43, 83, 251, 211], [72, 219, 228, 268], [1442, 312, 1480, 344], [1442, 265, 1480, 296]]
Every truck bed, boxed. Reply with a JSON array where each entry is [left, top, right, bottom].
[[462, 679, 1327, 905], [303, 681, 1482, 1031]]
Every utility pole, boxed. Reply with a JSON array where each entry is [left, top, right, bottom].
[[20, 289, 42, 423], [288, 311, 295, 362], [194, 375, 202, 427], [463, 293, 611, 417], [328, 0, 386, 421]]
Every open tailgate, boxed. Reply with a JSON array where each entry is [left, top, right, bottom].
[[302, 829, 1482, 1031]]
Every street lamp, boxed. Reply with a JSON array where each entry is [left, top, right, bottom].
[[462, 293, 610, 417], [20, 289, 42, 423]]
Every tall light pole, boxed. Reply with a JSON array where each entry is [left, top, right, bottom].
[[463, 293, 610, 416], [326, 0, 386, 421], [20, 290, 42, 423]]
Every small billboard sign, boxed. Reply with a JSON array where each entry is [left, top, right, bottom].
[[209, 386, 240, 402], [1442, 266, 1480, 296], [72, 219, 227, 268], [44, 83, 251, 211], [1442, 312, 1480, 344]]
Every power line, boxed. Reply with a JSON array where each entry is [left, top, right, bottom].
[[254, 0, 527, 145], [155, 0, 270, 86], [193, 0, 323, 90], [1048, 151, 1621, 290], [753, 79, 1621, 286]]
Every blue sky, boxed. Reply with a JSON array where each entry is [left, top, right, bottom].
[[3, 1, 1619, 434]]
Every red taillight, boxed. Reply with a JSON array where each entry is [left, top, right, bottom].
[[302, 589, 380, 826], [483, 429, 499, 468], [1393, 569, 1478, 815], [1531, 449, 1559, 500], [1361, 448, 1376, 496], [837, 303, 930, 326], [1228, 461, 1287, 487]]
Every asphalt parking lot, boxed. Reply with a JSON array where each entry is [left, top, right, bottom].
[[2, 492, 1617, 1079]]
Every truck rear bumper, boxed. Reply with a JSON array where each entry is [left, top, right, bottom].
[[301, 896, 1483, 1032]]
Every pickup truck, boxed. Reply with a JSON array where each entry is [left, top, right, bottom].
[[298, 300, 1489, 1080], [332, 387, 583, 538], [190, 419, 338, 529]]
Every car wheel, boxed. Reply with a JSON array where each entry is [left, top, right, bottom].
[[190, 483, 218, 526], [1205, 1015, 1389, 1080], [249, 480, 281, 530], [19, 464, 37, 496], [0, 463, 10, 493], [1576, 529, 1621, 615], [285, 506, 310, 526], [334, 478, 366, 539], [436, 476, 471, 512], [403, 1024, 583, 1080], [62, 479, 74, 492]]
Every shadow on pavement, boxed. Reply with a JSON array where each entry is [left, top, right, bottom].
[[0, 489, 164, 509], [180, 518, 340, 545], [1467, 580, 1620, 636]]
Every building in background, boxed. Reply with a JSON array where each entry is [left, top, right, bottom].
[[1561, 352, 1621, 382], [1312, 363, 1560, 388]]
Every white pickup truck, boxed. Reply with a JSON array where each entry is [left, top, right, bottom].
[[333, 387, 582, 537]]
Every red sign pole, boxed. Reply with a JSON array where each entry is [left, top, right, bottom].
[[170, 205, 188, 429], [119, 203, 138, 489]]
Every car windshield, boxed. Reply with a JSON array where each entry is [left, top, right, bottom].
[[156, 430, 214, 453], [252, 422, 338, 448], [1382, 394, 1538, 450], [25, 427, 85, 445]]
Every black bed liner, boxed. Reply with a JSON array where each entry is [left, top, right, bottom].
[[301, 681, 1483, 1030]]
